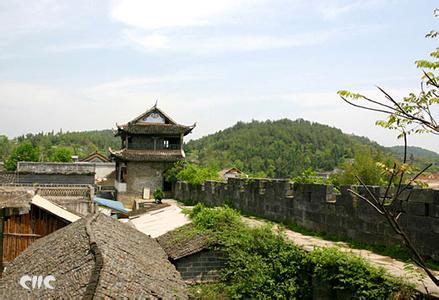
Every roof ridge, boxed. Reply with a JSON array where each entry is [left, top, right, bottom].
[[84, 213, 104, 298]]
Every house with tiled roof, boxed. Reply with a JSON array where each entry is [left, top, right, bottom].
[[0, 184, 94, 267], [80, 151, 111, 163], [110, 104, 195, 201], [157, 224, 225, 283], [0, 213, 187, 299]]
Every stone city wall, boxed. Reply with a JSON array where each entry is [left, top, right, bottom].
[[174, 177, 439, 260]]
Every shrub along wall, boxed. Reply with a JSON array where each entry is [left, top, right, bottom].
[[174, 178, 439, 260]]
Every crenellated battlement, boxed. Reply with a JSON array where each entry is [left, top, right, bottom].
[[174, 178, 439, 260]]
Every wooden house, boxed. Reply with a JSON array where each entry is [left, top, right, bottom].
[[0, 184, 94, 269], [157, 223, 225, 283], [0, 192, 80, 270], [0, 213, 187, 298]]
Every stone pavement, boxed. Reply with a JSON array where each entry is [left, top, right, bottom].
[[243, 216, 439, 298]]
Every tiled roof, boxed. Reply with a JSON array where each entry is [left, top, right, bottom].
[[109, 148, 184, 162], [80, 151, 111, 163], [116, 123, 195, 136], [156, 223, 214, 260], [0, 213, 187, 299], [0, 187, 33, 209], [0, 184, 93, 216], [0, 172, 16, 184]]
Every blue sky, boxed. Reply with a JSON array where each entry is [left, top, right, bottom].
[[0, 0, 438, 151]]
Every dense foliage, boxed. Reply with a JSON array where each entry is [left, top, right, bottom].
[[165, 162, 220, 185], [185, 119, 386, 178], [387, 146, 439, 172], [0, 130, 119, 169], [186, 204, 410, 299], [50, 147, 74, 162], [330, 147, 391, 186], [1, 120, 437, 176], [4, 142, 39, 171], [153, 188, 164, 201]]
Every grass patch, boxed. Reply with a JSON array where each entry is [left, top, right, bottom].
[[187, 283, 228, 299]]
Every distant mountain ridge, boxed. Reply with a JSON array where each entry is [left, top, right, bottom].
[[387, 146, 439, 159], [386, 146, 439, 171], [2, 120, 438, 176]]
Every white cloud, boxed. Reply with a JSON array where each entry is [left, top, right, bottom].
[[44, 40, 122, 53], [182, 31, 338, 53], [122, 29, 339, 54], [122, 31, 170, 50], [110, 0, 246, 30], [318, 0, 387, 20]]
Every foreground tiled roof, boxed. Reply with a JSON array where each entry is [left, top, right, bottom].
[[109, 148, 184, 162], [156, 223, 214, 260], [0, 213, 187, 299], [116, 123, 195, 136]]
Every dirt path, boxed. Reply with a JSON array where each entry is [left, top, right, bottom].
[[243, 216, 439, 298]]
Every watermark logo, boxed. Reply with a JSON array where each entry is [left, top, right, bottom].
[[19, 275, 55, 290]]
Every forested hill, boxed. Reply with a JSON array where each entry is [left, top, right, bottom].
[[185, 119, 385, 178], [387, 146, 439, 169], [0, 130, 120, 162], [387, 146, 439, 160], [2, 120, 437, 177]]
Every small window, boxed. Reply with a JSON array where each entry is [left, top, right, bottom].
[[164, 140, 169, 149], [120, 166, 127, 183], [142, 112, 165, 123]]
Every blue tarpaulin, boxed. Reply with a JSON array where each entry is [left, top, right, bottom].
[[93, 197, 129, 213]]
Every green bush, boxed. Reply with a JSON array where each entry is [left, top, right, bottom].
[[292, 168, 328, 184], [175, 163, 220, 185], [189, 203, 241, 232], [186, 205, 411, 299], [309, 247, 406, 299], [221, 226, 312, 299], [153, 188, 164, 201]]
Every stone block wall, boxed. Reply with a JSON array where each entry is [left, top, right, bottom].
[[174, 250, 225, 282], [125, 162, 170, 196], [18, 174, 95, 185], [94, 163, 115, 180], [174, 178, 439, 260]]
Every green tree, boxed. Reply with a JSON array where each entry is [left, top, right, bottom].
[[185, 118, 383, 178], [338, 11, 439, 286], [0, 135, 11, 161], [175, 163, 219, 185], [5, 142, 40, 171], [50, 147, 73, 162], [330, 148, 388, 186]]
